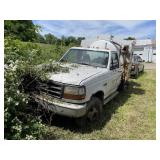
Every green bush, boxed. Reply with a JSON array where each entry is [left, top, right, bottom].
[[4, 36, 70, 139], [36, 42, 69, 62], [5, 38, 50, 139], [4, 37, 46, 139]]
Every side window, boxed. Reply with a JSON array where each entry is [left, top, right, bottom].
[[110, 52, 119, 70]]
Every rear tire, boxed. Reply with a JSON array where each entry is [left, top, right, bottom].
[[75, 97, 103, 127], [135, 69, 139, 79], [142, 66, 144, 73]]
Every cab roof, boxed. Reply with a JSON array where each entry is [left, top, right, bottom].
[[70, 47, 110, 52]]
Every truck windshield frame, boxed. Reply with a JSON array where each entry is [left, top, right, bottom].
[[60, 49, 109, 68]]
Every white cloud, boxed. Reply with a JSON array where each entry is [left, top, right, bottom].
[[33, 20, 156, 39], [111, 20, 146, 29]]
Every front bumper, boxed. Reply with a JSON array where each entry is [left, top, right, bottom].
[[33, 94, 87, 118]]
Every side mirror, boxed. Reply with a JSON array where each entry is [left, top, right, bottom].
[[143, 60, 145, 62]]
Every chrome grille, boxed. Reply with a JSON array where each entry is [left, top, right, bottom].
[[39, 80, 63, 98]]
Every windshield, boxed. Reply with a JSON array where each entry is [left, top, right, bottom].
[[60, 49, 109, 68]]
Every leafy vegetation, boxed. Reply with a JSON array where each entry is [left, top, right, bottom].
[[4, 20, 39, 42], [4, 20, 85, 46], [124, 37, 136, 40], [4, 20, 80, 139], [4, 37, 70, 139]]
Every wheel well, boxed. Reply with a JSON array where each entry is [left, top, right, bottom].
[[92, 91, 104, 103]]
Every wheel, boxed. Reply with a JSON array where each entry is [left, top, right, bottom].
[[142, 66, 144, 72], [118, 79, 125, 91], [135, 68, 139, 79], [75, 97, 103, 127]]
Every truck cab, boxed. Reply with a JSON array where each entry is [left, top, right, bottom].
[[33, 40, 129, 126]]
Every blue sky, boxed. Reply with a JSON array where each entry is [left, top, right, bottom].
[[33, 20, 156, 39]]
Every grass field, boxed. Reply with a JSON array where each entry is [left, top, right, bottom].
[[40, 68, 156, 140]]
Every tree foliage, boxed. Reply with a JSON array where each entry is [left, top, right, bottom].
[[4, 20, 85, 139], [43, 34, 85, 46], [4, 20, 85, 46], [59, 35, 85, 46], [124, 37, 136, 40], [36, 33, 46, 43], [44, 33, 58, 44], [4, 20, 38, 42]]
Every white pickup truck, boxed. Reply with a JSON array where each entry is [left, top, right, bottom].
[[33, 40, 133, 125]]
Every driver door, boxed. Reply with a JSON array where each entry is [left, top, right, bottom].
[[109, 51, 122, 93]]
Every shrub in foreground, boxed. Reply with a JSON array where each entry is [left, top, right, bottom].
[[4, 37, 46, 139]]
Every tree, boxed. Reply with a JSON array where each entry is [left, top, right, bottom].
[[77, 37, 85, 45], [65, 36, 76, 46], [36, 33, 46, 43], [124, 37, 136, 40], [4, 20, 38, 42], [60, 36, 85, 46], [44, 33, 57, 44], [61, 35, 66, 46]]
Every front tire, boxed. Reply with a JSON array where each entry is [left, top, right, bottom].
[[118, 79, 125, 91], [75, 97, 103, 127]]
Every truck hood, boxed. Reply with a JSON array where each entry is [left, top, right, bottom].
[[49, 63, 104, 85]]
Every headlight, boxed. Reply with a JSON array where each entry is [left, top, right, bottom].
[[63, 86, 86, 100]]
